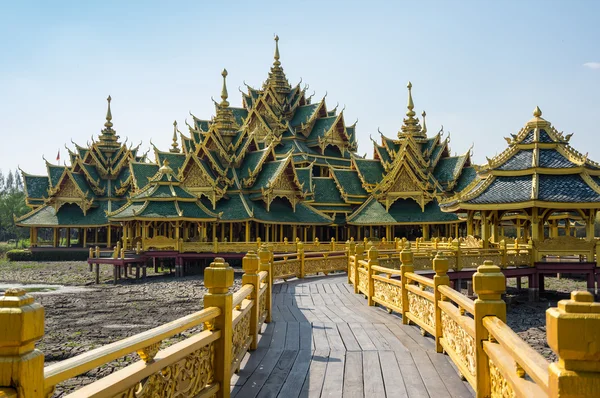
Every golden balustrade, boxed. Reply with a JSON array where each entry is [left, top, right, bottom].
[[347, 242, 600, 397], [0, 252, 273, 398]]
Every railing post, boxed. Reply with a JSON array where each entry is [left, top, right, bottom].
[[433, 253, 450, 353], [400, 243, 414, 325], [347, 240, 356, 284], [331, 237, 335, 252], [203, 257, 234, 398], [354, 243, 365, 293], [547, 291, 600, 397], [500, 239, 507, 268], [242, 251, 261, 350], [213, 237, 218, 253], [472, 261, 506, 398], [0, 289, 45, 397], [298, 242, 305, 278], [367, 246, 379, 306], [258, 245, 272, 323]]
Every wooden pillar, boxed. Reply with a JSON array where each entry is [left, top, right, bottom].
[[312, 225, 316, 240], [245, 221, 250, 242], [516, 219, 522, 239], [292, 224, 297, 241], [229, 223, 233, 242], [454, 223, 459, 238], [481, 211, 490, 248], [66, 227, 71, 247], [531, 207, 542, 242], [83, 227, 87, 248], [422, 224, 430, 240], [586, 209, 596, 241], [279, 224, 283, 242], [303, 226, 307, 242], [466, 212, 474, 236]]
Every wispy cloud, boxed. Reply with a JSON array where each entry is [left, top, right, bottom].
[[583, 62, 600, 69]]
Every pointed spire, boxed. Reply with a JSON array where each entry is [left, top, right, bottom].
[[533, 106, 542, 118], [105, 95, 113, 129], [170, 120, 180, 153], [399, 82, 423, 138], [527, 105, 550, 129], [406, 82, 415, 117], [220, 69, 229, 108], [421, 111, 427, 134], [274, 35, 281, 67]]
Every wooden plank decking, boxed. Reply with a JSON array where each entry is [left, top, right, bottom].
[[231, 274, 474, 398]]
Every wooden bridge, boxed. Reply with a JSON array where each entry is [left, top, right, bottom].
[[231, 275, 472, 397], [1, 242, 600, 397]]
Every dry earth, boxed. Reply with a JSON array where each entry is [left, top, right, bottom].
[[0, 260, 590, 395]]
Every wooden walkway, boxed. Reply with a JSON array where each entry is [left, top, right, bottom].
[[231, 274, 474, 398]]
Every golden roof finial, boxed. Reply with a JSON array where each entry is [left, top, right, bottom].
[[406, 82, 415, 117], [421, 111, 427, 134], [170, 120, 180, 153], [104, 95, 113, 129], [159, 158, 173, 176], [220, 69, 229, 108], [533, 106, 542, 118], [274, 35, 281, 67]]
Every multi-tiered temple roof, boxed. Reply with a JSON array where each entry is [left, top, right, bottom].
[[18, 97, 145, 228], [17, 37, 475, 242], [441, 107, 600, 211]]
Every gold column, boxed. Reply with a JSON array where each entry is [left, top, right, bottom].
[[66, 227, 71, 247], [422, 224, 430, 240], [481, 211, 490, 248], [292, 225, 297, 241], [466, 212, 474, 236], [531, 207, 542, 241], [279, 225, 283, 242], [107, 225, 112, 248], [312, 226, 316, 240], [303, 226, 307, 242], [229, 223, 233, 242], [83, 227, 87, 247], [245, 221, 250, 242]]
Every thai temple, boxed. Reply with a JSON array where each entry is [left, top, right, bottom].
[[18, 36, 596, 250]]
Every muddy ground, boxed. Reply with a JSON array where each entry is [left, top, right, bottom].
[[0, 260, 589, 395]]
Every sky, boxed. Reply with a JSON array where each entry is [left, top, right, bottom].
[[1, 0, 599, 176]]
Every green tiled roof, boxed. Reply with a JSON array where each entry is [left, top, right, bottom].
[[48, 165, 66, 187], [455, 167, 478, 192], [111, 201, 217, 220], [313, 177, 344, 204], [215, 194, 252, 221], [70, 173, 92, 196], [238, 150, 269, 181], [307, 116, 336, 143], [311, 204, 353, 212], [131, 163, 159, 190], [348, 198, 458, 225], [194, 119, 211, 132], [250, 160, 287, 190], [17, 202, 111, 226], [433, 155, 467, 184], [423, 137, 437, 155], [133, 184, 195, 200], [430, 143, 445, 163], [330, 169, 367, 196], [296, 167, 312, 193], [230, 107, 248, 125], [82, 163, 100, 182], [353, 158, 384, 185], [290, 103, 319, 126], [375, 145, 392, 164], [251, 198, 332, 224], [157, 152, 186, 174], [23, 175, 49, 199]]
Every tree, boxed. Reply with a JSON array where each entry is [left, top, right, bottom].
[[0, 169, 29, 242]]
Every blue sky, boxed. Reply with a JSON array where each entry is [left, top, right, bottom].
[[1, 0, 599, 175]]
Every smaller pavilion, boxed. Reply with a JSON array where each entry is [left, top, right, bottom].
[[440, 107, 600, 247]]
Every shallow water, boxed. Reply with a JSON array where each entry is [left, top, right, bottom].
[[0, 283, 92, 295]]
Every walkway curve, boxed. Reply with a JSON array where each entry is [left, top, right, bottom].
[[231, 274, 474, 398]]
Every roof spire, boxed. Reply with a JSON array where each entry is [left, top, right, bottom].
[[406, 82, 415, 117], [399, 82, 423, 138], [533, 106, 542, 118], [170, 120, 180, 153], [274, 35, 281, 67], [220, 69, 229, 108], [104, 95, 113, 129], [421, 111, 427, 134]]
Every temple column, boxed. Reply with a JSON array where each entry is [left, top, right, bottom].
[[107, 225, 112, 248], [481, 211, 490, 248], [422, 224, 430, 240], [83, 228, 87, 247], [586, 210, 596, 241], [220, 223, 225, 242], [550, 221, 559, 238], [516, 219, 522, 239], [175, 221, 180, 241], [312, 226, 316, 240], [66, 228, 71, 247], [279, 225, 283, 242], [292, 225, 297, 241], [31, 227, 37, 247], [245, 221, 250, 242], [303, 226, 307, 242], [531, 207, 542, 242], [265, 225, 270, 242]]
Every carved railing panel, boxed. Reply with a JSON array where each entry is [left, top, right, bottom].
[[272, 258, 300, 279], [357, 268, 368, 294], [407, 291, 435, 330], [304, 255, 347, 274], [489, 359, 516, 398], [373, 278, 402, 310], [441, 311, 476, 378], [113, 342, 216, 398], [231, 310, 251, 370]]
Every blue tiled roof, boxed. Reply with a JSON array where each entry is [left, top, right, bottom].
[[521, 130, 535, 144], [538, 149, 577, 168], [497, 150, 533, 171], [538, 175, 600, 202], [539, 129, 553, 143], [467, 176, 532, 204], [455, 167, 478, 192]]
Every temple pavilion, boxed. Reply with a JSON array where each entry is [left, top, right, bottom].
[[440, 107, 600, 246], [16, 37, 474, 249]]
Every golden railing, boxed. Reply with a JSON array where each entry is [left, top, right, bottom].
[[347, 243, 600, 397], [0, 249, 273, 398]]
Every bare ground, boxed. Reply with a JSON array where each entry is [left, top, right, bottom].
[[0, 260, 589, 395]]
